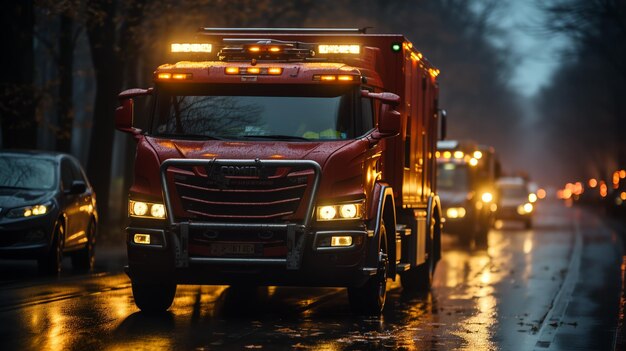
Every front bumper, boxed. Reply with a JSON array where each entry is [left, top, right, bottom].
[[0, 213, 56, 259], [126, 224, 372, 287]]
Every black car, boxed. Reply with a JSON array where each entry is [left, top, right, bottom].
[[0, 151, 97, 274]]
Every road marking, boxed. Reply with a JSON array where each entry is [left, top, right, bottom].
[[533, 217, 582, 350]]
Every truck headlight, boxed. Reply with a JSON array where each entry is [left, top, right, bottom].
[[481, 192, 493, 203], [446, 207, 466, 219], [129, 200, 166, 219], [6, 202, 52, 218], [316, 202, 364, 221]]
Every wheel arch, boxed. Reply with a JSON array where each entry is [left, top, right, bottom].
[[367, 183, 397, 273]]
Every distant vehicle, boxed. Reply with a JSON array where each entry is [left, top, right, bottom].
[[437, 140, 500, 244], [0, 151, 98, 274], [496, 176, 534, 229]]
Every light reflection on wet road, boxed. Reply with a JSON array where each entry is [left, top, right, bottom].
[[0, 200, 622, 350]]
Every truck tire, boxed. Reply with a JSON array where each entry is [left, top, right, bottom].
[[132, 281, 177, 313], [348, 220, 389, 315]]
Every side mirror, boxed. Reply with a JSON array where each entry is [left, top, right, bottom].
[[115, 98, 135, 132], [115, 88, 152, 134], [362, 90, 401, 139], [378, 104, 401, 136], [438, 109, 447, 140], [67, 180, 87, 195]]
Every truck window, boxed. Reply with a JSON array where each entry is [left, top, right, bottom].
[[437, 163, 469, 191], [151, 84, 369, 141]]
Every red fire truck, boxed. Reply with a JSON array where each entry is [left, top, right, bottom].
[[115, 28, 445, 314]]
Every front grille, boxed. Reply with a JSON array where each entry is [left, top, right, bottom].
[[170, 165, 311, 222]]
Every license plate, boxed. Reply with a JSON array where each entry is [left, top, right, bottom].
[[210, 243, 256, 256]]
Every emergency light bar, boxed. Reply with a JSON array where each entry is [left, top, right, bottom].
[[317, 45, 360, 54], [171, 43, 212, 53]]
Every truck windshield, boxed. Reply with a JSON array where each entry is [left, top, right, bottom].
[[437, 163, 469, 191], [150, 84, 373, 141]]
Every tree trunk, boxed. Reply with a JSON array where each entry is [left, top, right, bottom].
[[0, 1, 37, 148], [56, 13, 74, 152]]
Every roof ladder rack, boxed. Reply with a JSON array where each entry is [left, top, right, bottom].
[[198, 27, 369, 34]]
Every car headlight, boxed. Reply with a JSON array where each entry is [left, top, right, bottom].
[[129, 200, 166, 219], [517, 203, 533, 215], [316, 201, 364, 221], [481, 192, 493, 203], [6, 202, 52, 218], [446, 207, 466, 219]]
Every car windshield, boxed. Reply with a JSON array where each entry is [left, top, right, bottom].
[[0, 156, 56, 190], [150, 84, 373, 141], [437, 163, 469, 191], [500, 186, 528, 198]]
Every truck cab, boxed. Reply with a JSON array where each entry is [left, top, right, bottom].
[[436, 140, 499, 244], [116, 28, 444, 314]]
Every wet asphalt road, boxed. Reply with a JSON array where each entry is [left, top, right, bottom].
[[0, 200, 623, 350]]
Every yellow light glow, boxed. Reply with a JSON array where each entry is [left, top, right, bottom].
[[435, 151, 441, 158], [620, 170, 626, 179], [337, 75, 355, 81], [410, 52, 421, 62], [225, 67, 240, 74], [473, 151, 483, 159], [318, 206, 337, 220], [268, 67, 283, 75], [320, 75, 336, 81], [589, 178, 598, 188], [150, 204, 166, 218], [490, 203, 498, 212], [331, 236, 353, 247], [32, 205, 47, 215], [528, 193, 538, 203], [131, 201, 148, 216], [318, 44, 360, 54], [340, 204, 358, 218], [620, 192, 626, 201], [537, 188, 547, 199], [247, 67, 261, 74], [249, 46, 261, 52], [600, 183, 608, 197], [24, 208, 32, 217], [170, 43, 212, 53], [442, 151, 452, 159], [523, 203, 533, 213], [453, 151, 464, 159], [429, 68, 440, 78], [469, 158, 479, 166], [133, 234, 151, 245], [172, 73, 191, 80], [269, 46, 281, 52], [446, 207, 466, 219], [157, 73, 172, 79], [481, 192, 493, 203]]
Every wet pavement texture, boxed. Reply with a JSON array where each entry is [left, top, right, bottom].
[[0, 200, 623, 350]]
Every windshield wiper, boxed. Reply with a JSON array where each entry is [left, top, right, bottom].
[[242, 134, 310, 141]]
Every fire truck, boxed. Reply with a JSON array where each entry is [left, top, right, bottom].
[[115, 28, 445, 314], [437, 140, 500, 244]]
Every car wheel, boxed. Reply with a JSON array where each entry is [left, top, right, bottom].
[[132, 281, 177, 313], [38, 221, 64, 275], [348, 219, 388, 315], [72, 219, 96, 272]]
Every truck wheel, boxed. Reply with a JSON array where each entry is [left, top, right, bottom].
[[72, 219, 96, 272], [132, 281, 177, 313], [38, 221, 64, 275], [348, 220, 389, 315]]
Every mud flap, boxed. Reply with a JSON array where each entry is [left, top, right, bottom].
[[173, 222, 189, 268], [286, 224, 305, 270]]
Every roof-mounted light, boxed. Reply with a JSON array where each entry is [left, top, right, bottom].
[[171, 43, 212, 53], [318, 44, 360, 54], [156, 72, 192, 80], [313, 74, 357, 82], [225, 67, 283, 75]]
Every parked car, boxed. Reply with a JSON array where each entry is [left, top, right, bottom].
[[0, 151, 97, 274]]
